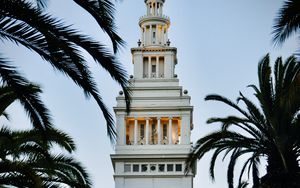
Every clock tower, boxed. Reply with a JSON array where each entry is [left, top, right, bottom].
[[111, 1, 196, 187]]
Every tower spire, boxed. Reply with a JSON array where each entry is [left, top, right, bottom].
[[139, 0, 170, 47]]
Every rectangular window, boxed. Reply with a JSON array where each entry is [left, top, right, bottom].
[[158, 164, 165, 172], [175, 164, 182, 172], [124, 164, 131, 172], [141, 164, 148, 172], [167, 164, 173, 172], [133, 164, 139, 172]]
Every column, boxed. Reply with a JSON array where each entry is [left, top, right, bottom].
[[168, 117, 172, 144], [157, 117, 161, 144], [148, 56, 151, 78], [165, 28, 168, 45], [147, 3, 150, 15], [116, 114, 125, 145], [162, 27, 165, 45], [134, 118, 138, 145], [181, 115, 190, 145], [146, 118, 150, 145], [164, 28, 167, 45], [159, 4, 163, 16], [141, 28, 144, 46], [156, 56, 159, 78]]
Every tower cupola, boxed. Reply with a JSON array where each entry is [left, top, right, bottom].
[[139, 0, 170, 47]]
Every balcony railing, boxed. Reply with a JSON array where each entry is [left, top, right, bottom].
[[139, 15, 170, 22], [142, 73, 164, 78], [125, 138, 180, 145]]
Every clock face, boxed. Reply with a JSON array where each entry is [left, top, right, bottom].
[[158, 164, 165, 172], [150, 164, 156, 171], [142, 164, 148, 172]]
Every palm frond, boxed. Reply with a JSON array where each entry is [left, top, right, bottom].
[[0, 56, 53, 131], [35, 0, 49, 9], [256, 54, 274, 120], [0, 0, 131, 141], [205, 94, 250, 119], [73, 0, 126, 53], [0, 85, 16, 116], [0, 126, 91, 187], [189, 54, 300, 187], [273, 0, 300, 46]]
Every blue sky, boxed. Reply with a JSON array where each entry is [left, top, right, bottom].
[[0, 0, 298, 187]]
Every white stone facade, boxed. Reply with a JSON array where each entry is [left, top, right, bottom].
[[111, 1, 196, 187]]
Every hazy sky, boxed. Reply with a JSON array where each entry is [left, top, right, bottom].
[[0, 0, 298, 187]]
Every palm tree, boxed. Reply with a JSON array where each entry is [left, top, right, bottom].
[[0, 59, 92, 187], [0, 126, 92, 187], [273, 0, 300, 56], [187, 54, 300, 188], [0, 0, 130, 141]]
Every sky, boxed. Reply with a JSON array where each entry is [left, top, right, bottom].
[[0, 0, 298, 187]]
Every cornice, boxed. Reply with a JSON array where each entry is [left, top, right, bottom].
[[113, 106, 193, 112], [131, 47, 177, 53]]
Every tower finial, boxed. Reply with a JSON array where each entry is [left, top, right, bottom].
[[145, 0, 165, 16]]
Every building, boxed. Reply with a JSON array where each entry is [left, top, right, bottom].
[[110, 0, 196, 187]]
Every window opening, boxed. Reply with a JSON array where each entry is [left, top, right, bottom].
[[151, 124, 156, 144], [152, 65, 156, 73], [151, 57, 156, 77], [159, 57, 164, 77], [167, 164, 174, 172], [175, 164, 182, 172], [124, 164, 131, 172], [140, 124, 145, 144], [141, 164, 148, 172], [163, 124, 167, 144], [126, 125, 130, 145], [150, 164, 156, 172], [158, 164, 165, 172], [143, 57, 149, 78], [133, 164, 139, 172]]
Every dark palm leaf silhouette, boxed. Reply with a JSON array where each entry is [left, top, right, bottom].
[[0, 56, 53, 131], [273, 0, 300, 56], [0, 0, 130, 142], [187, 54, 300, 188], [0, 126, 91, 187], [0, 58, 92, 187]]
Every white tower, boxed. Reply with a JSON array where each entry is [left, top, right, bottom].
[[111, 1, 196, 188]]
